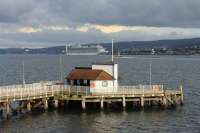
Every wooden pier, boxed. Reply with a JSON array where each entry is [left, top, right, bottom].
[[0, 82, 184, 118]]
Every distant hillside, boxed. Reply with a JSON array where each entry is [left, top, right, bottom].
[[0, 38, 200, 54], [100, 38, 200, 51]]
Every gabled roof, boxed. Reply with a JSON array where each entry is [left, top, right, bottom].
[[66, 69, 114, 80]]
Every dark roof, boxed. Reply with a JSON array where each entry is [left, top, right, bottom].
[[66, 69, 114, 80], [92, 61, 115, 65], [75, 67, 92, 69]]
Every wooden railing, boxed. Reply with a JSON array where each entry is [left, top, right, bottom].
[[0, 83, 167, 102], [117, 85, 164, 95], [0, 83, 62, 102]]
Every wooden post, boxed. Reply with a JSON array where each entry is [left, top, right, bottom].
[[122, 95, 126, 109], [149, 100, 153, 107], [0, 107, 3, 118], [65, 100, 69, 106], [170, 94, 174, 106], [27, 101, 31, 112], [82, 99, 86, 110], [54, 100, 59, 108], [106, 101, 111, 108], [100, 97, 104, 110], [141, 96, 144, 108], [180, 85, 184, 105], [162, 96, 167, 107], [44, 99, 48, 110], [6, 102, 10, 119], [19, 101, 23, 113], [174, 94, 177, 106]]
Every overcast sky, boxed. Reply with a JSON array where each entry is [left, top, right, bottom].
[[0, 0, 200, 48]]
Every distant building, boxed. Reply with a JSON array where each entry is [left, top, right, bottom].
[[66, 62, 118, 93]]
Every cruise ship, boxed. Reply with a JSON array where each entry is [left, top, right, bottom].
[[66, 44, 108, 55]]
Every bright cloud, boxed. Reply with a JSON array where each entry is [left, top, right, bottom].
[[75, 24, 199, 36], [44, 26, 70, 31], [76, 26, 89, 32], [18, 27, 42, 33]]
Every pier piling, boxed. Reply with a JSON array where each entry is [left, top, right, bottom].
[[44, 99, 48, 110], [141, 96, 144, 108], [54, 100, 59, 108], [100, 97, 104, 109], [122, 95, 126, 109], [180, 85, 184, 105], [6, 102, 10, 119], [162, 96, 167, 107], [82, 99, 86, 110], [27, 102, 31, 112]]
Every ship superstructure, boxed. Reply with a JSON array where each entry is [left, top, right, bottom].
[[66, 44, 108, 55]]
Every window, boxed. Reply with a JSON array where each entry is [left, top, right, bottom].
[[83, 80, 87, 85], [102, 81, 108, 87]]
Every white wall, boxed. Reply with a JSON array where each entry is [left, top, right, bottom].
[[90, 80, 117, 93], [92, 64, 113, 76], [113, 64, 118, 88], [113, 64, 118, 80], [92, 64, 118, 87]]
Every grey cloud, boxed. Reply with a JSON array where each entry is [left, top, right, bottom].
[[0, 0, 200, 27], [46, 0, 200, 27], [0, 0, 36, 23], [1, 0, 200, 27]]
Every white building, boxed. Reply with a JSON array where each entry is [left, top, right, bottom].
[[66, 62, 118, 93]]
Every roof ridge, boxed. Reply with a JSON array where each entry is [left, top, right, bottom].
[[66, 69, 114, 80], [96, 70, 103, 80]]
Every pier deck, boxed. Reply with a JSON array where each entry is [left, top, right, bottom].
[[0, 82, 184, 118]]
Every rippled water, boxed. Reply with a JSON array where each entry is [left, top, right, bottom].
[[0, 55, 200, 133]]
